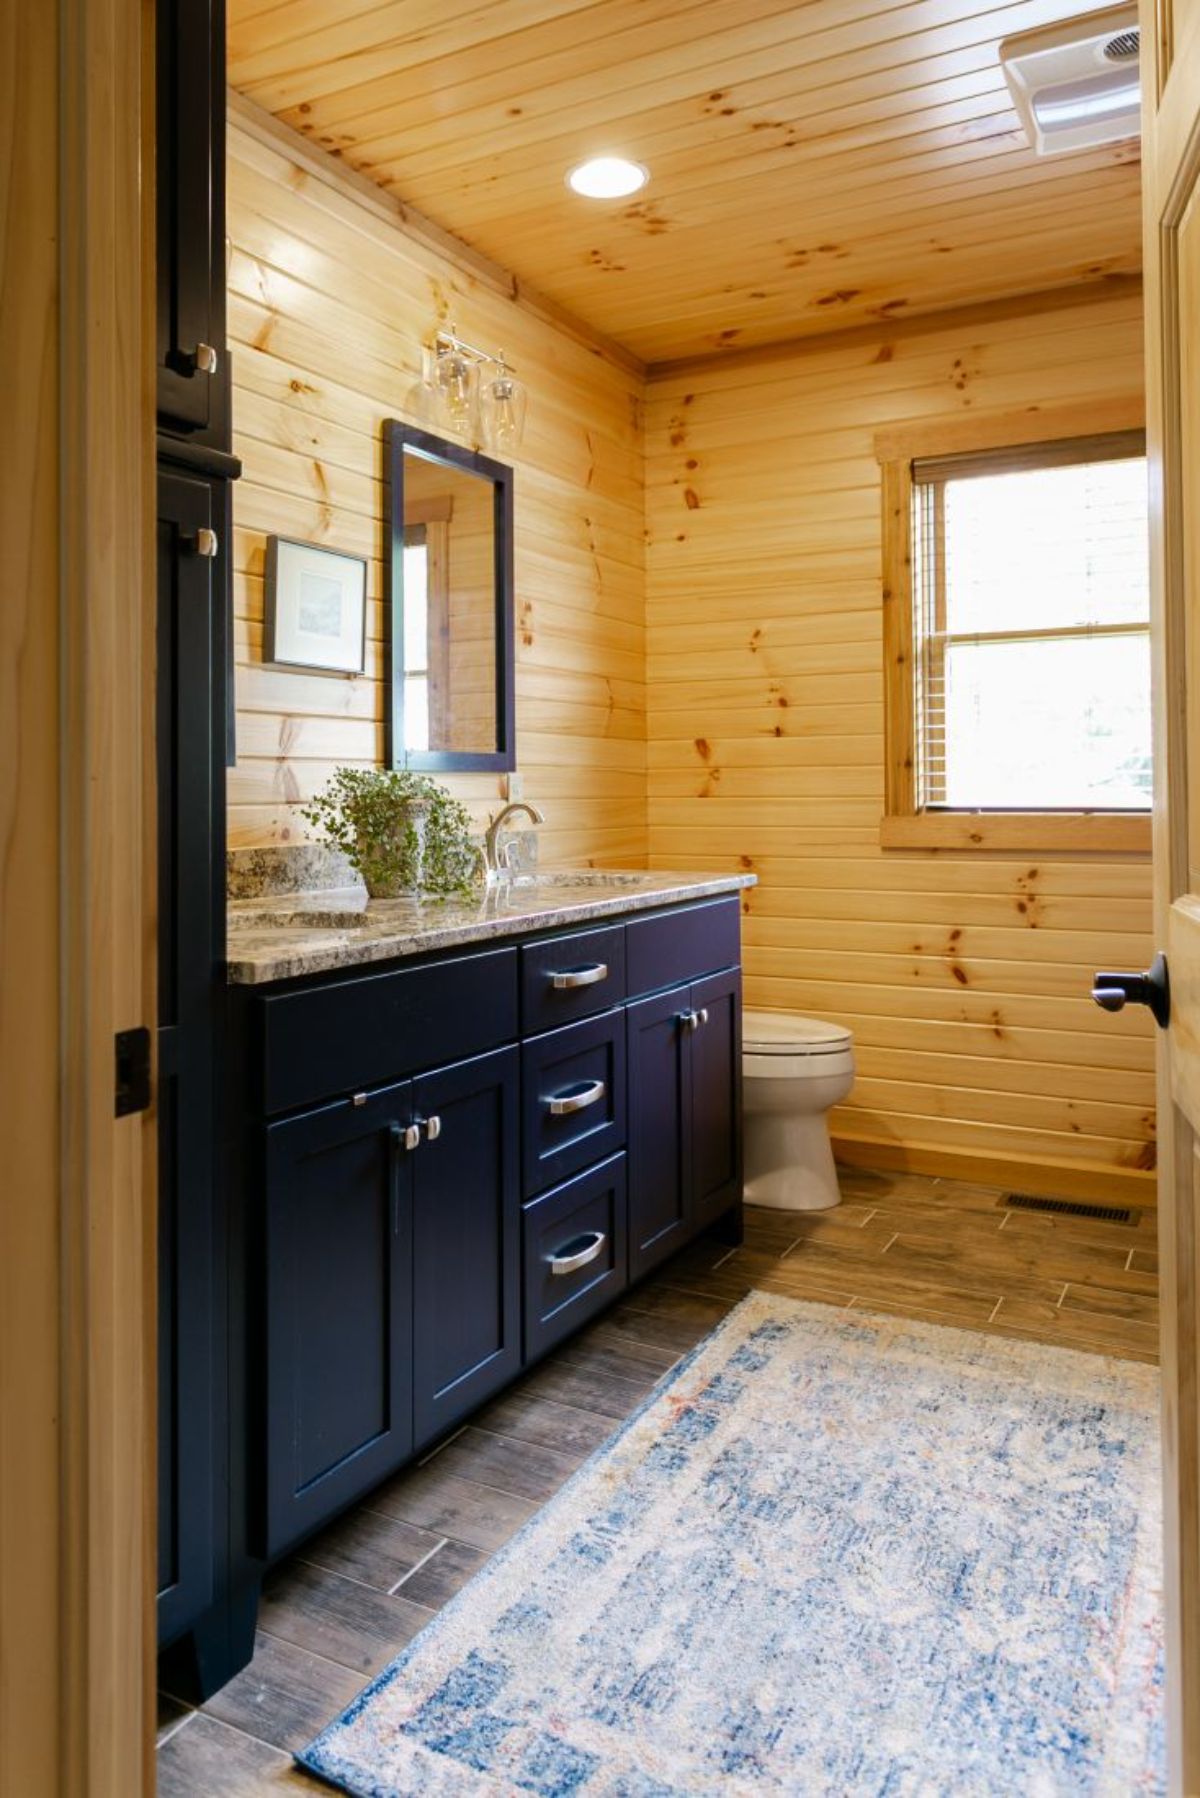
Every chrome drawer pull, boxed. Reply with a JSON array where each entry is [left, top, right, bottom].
[[547, 1078, 605, 1116], [551, 962, 608, 990], [548, 1231, 607, 1276]]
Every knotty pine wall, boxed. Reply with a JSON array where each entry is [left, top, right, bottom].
[[226, 112, 646, 866], [644, 288, 1156, 1201]]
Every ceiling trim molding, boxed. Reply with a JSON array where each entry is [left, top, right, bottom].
[[226, 88, 646, 380], [646, 275, 1144, 381]]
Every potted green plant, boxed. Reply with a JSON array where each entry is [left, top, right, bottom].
[[301, 767, 480, 900]]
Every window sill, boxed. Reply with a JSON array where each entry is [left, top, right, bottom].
[[880, 812, 1152, 854]]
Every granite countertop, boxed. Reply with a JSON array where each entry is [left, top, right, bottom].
[[226, 870, 756, 986]]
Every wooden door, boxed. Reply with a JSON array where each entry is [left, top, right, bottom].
[[1140, 4, 1200, 1782], [689, 967, 743, 1231], [411, 1046, 521, 1448], [627, 984, 693, 1280], [262, 1087, 415, 1557]]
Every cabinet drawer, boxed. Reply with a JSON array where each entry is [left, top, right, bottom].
[[260, 946, 518, 1115], [520, 923, 626, 1034], [523, 1154, 628, 1362], [626, 897, 741, 998], [521, 1009, 626, 1197]]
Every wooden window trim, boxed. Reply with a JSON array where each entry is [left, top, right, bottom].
[[876, 399, 1151, 856]]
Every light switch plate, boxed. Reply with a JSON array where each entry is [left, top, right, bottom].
[[503, 771, 524, 800]]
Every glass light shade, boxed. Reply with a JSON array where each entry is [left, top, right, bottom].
[[434, 343, 478, 433], [480, 356, 527, 452]]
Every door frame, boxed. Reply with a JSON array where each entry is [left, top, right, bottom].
[[1, 0, 156, 1790], [1142, 0, 1200, 1784]]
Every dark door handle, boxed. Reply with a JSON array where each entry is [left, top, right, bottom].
[[1092, 952, 1170, 1028]]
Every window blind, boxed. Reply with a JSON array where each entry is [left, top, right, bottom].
[[909, 431, 1150, 813]]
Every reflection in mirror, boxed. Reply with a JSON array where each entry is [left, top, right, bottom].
[[385, 422, 514, 773]]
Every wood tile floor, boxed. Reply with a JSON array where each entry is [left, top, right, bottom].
[[156, 1167, 1160, 1794]]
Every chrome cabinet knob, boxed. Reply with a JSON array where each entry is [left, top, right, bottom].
[[191, 341, 219, 375], [422, 1115, 442, 1142], [188, 527, 218, 559]]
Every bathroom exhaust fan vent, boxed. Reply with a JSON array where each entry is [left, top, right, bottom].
[[1102, 27, 1140, 60], [1000, 5, 1141, 156]]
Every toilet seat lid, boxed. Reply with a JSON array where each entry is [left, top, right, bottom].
[[743, 1009, 853, 1056]]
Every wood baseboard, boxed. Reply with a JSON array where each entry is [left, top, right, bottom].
[[832, 1135, 1157, 1209]]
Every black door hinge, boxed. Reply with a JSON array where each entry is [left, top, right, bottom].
[[115, 1027, 152, 1117]]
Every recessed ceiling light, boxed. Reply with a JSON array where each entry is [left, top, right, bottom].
[[566, 156, 648, 199]]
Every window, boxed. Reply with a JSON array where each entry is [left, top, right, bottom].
[[878, 421, 1151, 852], [399, 518, 450, 757], [402, 527, 431, 753]]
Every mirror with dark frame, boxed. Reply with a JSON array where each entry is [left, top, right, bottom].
[[384, 420, 515, 773]]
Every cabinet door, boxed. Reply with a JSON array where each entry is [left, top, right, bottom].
[[690, 967, 743, 1229], [156, 0, 227, 438], [626, 985, 693, 1281], [157, 470, 222, 1641], [263, 1088, 414, 1558], [412, 1047, 520, 1448]]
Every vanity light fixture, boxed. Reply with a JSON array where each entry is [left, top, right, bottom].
[[566, 156, 648, 199], [425, 323, 528, 452]]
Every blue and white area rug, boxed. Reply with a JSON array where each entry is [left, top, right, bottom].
[[300, 1293, 1165, 1796]]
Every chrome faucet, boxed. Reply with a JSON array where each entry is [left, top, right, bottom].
[[483, 801, 545, 883]]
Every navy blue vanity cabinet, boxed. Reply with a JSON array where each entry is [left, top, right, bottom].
[[261, 1042, 520, 1555], [263, 1085, 414, 1560], [626, 898, 744, 1280], [207, 891, 744, 1701], [411, 1047, 521, 1448]]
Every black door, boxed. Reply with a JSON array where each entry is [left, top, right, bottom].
[[626, 984, 693, 1281], [690, 967, 742, 1229], [262, 1086, 415, 1558], [156, 0, 228, 440], [412, 1047, 520, 1448], [157, 471, 222, 1642]]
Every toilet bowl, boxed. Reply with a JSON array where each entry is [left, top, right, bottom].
[[742, 1009, 855, 1211]]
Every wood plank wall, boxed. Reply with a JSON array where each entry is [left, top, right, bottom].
[[644, 289, 1156, 1201], [226, 115, 647, 868]]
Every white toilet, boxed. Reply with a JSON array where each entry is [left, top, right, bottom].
[[742, 1010, 855, 1211]]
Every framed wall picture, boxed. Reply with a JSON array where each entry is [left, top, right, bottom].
[[263, 536, 368, 675]]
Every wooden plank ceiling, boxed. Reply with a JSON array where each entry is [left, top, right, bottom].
[[228, 0, 1143, 363]]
